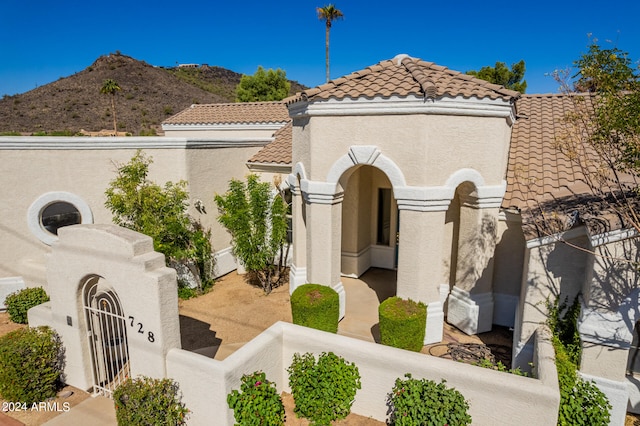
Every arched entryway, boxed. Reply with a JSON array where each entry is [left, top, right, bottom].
[[444, 179, 498, 335], [82, 275, 130, 397], [338, 164, 398, 341]]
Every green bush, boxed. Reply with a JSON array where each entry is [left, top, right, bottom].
[[113, 376, 189, 425], [4, 287, 50, 324], [559, 376, 611, 426], [287, 352, 361, 425], [0, 326, 63, 404], [474, 358, 528, 376], [379, 296, 426, 351], [290, 284, 339, 333], [105, 151, 215, 293], [227, 371, 285, 425], [388, 374, 472, 426], [547, 297, 611, 425]]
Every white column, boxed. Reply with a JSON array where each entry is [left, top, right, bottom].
[[288, 177, 307, 293], [302, 180, 345, 319], [448, 194, 499, 335], [395, 193, 450, 344]]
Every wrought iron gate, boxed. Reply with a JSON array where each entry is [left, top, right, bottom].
[[83, 277, 130, 397]]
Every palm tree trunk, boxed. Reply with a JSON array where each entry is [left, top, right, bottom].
[[325, 24, 330, 83], [111, 95, 117, 135]]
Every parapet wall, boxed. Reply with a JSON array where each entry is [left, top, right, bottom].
[[167, 322, 559, 426]]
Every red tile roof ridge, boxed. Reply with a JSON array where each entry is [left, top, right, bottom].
[[284, 54, 521, 105]]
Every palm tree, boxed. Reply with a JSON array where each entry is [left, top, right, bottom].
[[100, 79, 121, 135], [316, 4, 344, 83]]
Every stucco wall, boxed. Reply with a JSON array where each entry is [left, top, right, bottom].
[[299, 114, 511, 188], [167, 322, 559, 426], [163, 127, 278, 140], [0, 146, 184, 287], [491, 213, 525, 326], [184, 146, 267, 251], [515, 231, 590, 366], [0, 137, 268, 288], [588, 236, 640, 312]]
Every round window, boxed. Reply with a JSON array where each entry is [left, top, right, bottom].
[[28, 192, 93, 245], [40, 202, 82, 235]]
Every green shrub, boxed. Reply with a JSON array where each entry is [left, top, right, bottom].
[[4, 287, 50, 324], [287, 352, 361, 425], [290, 284, 339, 333], [474, 358, 528, 376], [388, 374, 471, 426], [113, 376, 189, 425], [0, 326, 63, 404], [547, 297, 611, 425], [379, 296, 426, 351], [559, 378, 611, 425], [227, 371, 285, 425]]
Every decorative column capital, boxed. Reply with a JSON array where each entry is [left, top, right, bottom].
[[299, 179, 344, 205]]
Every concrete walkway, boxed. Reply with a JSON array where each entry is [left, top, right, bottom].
[[43, 395, 115, 426], [338, 268, 397, 342]]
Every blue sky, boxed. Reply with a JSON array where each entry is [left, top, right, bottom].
[[1, 0, 639, 96]]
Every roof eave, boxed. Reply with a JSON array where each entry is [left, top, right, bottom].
[[288, 95, 516, 122]]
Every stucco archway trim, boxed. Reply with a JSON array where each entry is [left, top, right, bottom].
[[326, 146, 407, 190], [445, 168, 506, 209], [287, 162, 308, 196]]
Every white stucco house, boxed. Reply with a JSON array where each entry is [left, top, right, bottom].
[[1, 54, 639, 424]]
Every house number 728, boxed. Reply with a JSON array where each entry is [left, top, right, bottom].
[[128, 316, 155, 343]]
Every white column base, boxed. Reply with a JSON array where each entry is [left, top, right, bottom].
[[447, 287, 494, 335], [425, 301, 444, 344], [288, 264, 307, 295], [332, 281, 346, 320], [581, 372, 628, 426], [439, 283, 450, 306]]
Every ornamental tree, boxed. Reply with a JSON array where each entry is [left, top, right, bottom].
[[235, 66, 291, 102], [466, 60, 527, 93], [105, 150, 214, 294], [215, 174, 288, 294], [552, 38, 640, 233]]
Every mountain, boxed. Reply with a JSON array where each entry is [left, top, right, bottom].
[[0, 53, 307, 136]]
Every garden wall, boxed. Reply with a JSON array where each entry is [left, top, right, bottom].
[[167, 322, 559, 425]]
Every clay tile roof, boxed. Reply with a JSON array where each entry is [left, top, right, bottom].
[[504, 94, 638, 237], [163, 102, 289, 125], [247, 122, 292, 165], [503, 94, 589, 212], [284, 55, 520, 104]]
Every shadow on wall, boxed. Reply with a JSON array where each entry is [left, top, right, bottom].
[[590, 239, 640, 321], [525, 236, 589, 327], [454, 214, 498, 290]]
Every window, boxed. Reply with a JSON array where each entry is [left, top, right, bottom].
[[41, 202, 81, 235], [377, 188, 391, 245], [28, 192, 93, 245]]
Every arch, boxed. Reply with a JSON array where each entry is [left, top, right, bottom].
[[445, 168, 485, 195], [326, 146, 407, 192], [82, 275, 130, 396]]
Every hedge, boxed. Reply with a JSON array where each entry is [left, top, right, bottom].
[[379, 296, 426, 351], [291, 284, 339, 333]]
